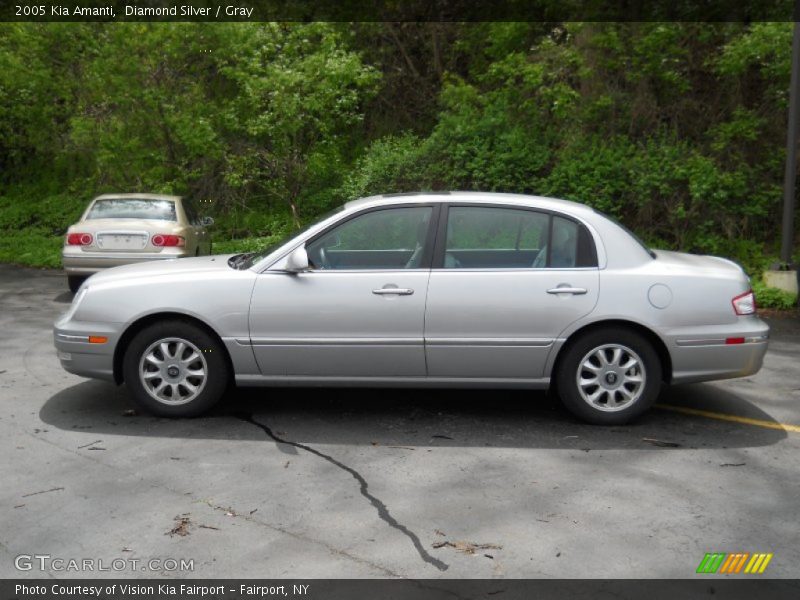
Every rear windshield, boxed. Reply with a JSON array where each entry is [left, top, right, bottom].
[[86, 198, 177, 221]]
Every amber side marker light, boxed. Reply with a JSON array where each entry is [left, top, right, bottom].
[[88, 336, 108, 344]]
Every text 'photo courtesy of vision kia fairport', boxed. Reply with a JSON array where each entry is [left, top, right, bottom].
[[62, 193, 214, 292], [54, 192, 769, 425]]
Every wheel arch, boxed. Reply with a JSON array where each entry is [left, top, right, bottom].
[[550, 319, 673, 390], [113, 312, 233, 384]]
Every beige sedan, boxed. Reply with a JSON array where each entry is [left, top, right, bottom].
[[63, 194, 213, 292]]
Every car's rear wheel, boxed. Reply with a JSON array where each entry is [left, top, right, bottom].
[[556, 328, 662, 425], [122, 320, 229, 417], [67, 275, 86, 293]]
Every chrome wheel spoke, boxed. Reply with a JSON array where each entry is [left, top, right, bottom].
[[181, 352, 200, 366], [609, 347, 622, 367], [181, 381, 197, 395], [582, 360, 601, 373]]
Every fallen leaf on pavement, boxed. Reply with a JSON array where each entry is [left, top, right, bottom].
[[166, 514, 191, 537], [432, 540, 502, 555], [642, 437, 681, 448]]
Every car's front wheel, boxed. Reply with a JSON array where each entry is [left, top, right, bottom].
[[556, 328, 662, 425], [122, 320, 229, 417]]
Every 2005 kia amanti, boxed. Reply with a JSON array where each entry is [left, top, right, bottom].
[[54, 192, 769, 424]]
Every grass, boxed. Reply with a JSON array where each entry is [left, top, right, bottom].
[[0, 229, 63, 268]]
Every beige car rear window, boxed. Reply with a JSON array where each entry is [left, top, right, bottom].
[[86, 199, 176, 221]]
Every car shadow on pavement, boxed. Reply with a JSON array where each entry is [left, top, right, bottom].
[[40, 379, 787, 449], [53, 291, 73, 304]]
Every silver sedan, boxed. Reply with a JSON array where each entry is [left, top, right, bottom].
[[53, 192, 769, 424]]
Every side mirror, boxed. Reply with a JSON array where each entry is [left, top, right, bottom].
[[284, 246, 309, 273], [201, 216, 214, 226]]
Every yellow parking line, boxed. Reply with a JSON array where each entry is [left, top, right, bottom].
[[655, 404, 800, 434]]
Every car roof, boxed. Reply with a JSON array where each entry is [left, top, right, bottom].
[[93, 193, 182, 202], [344, 191, 594, 215]]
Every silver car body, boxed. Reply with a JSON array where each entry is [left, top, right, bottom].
[[54, 192, 769, 389], [62, 193, 212, 276]]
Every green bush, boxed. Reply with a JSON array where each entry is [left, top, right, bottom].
[[753, 280, 798, 310]]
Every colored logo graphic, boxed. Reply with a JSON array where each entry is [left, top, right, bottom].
[[696, 552, 773, 574]]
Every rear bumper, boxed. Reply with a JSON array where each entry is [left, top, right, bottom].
[[62, 249, 188, 275], [667, 317, 770, 384]]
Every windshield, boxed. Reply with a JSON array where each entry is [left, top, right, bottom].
[[233, 205, 345, 270], [595, 209, 656, 259], [86, 198, 177, 221]]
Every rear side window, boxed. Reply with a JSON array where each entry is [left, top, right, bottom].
[[442, 206, 597, 269], [86, 199, 176, 221], [551, 216, 598, 268]]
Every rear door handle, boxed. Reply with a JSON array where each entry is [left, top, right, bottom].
[[373, 288, 414, 296], [547, 286, 587, 295]]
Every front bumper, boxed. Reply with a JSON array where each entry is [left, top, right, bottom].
[[667, 316, 770, 384], [62, 249, 188, 275], [54, 316, 123, 382]]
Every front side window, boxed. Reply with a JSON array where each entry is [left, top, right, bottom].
[[86, 198, 177, 221], [306, 206, 433, 270], [444, 206, 597, 269]]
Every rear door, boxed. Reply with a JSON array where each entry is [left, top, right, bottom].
[[424, 204, 600, 379]]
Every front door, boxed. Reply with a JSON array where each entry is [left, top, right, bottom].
[[248, 205, 437, 378], [425, 205, 600, 379]]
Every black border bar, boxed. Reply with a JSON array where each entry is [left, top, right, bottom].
[[1, 0, 798, 22], [3, 579, 800, 600]]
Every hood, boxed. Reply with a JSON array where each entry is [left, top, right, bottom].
[[86, 254, 237, 285], [653, 250, 746, 277]]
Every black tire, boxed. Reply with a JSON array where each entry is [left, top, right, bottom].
[[67, 275, 86, 293], [122, 320, 229, 417], [555, 327, 662, 425]]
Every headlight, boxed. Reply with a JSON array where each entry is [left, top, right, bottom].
[[61, 286, 88, 322]]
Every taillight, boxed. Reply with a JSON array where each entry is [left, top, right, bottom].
[[67, 233, 93, 246], [151, 234, 185, 247], [732, 290, 756, 316]]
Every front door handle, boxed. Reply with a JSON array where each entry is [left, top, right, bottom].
[[546, 286, 587, 295], [372, 287, 414, 296]]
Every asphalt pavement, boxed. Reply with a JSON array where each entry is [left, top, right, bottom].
[[1, 264, 799, 579]]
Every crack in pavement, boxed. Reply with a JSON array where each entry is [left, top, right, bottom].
[[236, 412, 449, 572]]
